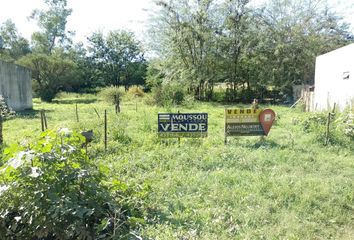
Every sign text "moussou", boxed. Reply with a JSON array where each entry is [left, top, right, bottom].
[[158, 113, 208, 138]]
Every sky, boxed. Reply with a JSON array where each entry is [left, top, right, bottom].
[[0, 0, 353, 44], [0, 0, 154, 43]]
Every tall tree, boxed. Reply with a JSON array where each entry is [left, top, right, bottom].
[[30, 0, 73, 54], [17, 53, 78, 101], [148, 0, 353, 102], [254, 0, 353, 96], [151, 0, 224, 100], [87, 30, 146, 89], [0, 20, 30, 62], [218, 0, 251, 101]]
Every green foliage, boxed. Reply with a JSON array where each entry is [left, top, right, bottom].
[[301, 113, 328, 133], [99, 87, 125, 105], [0, 129, 147, 239], [112, 127, 132, 145], [150, 83, 187, 106], [29, 0, 73, 54], [87, 30, 146, 89], [337, 111, 354, 140], [145, 60, 164, 90], [301, 111, 354, 146], [1, 93, 354, 239], [0, 95, 15, 119], [16, 53, 78, 102], [0, 19, 30, 61], [149, 0, 353, 102]]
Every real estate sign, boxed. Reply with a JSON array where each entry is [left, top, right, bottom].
[[225, 108, 275, 136], [158, 113, 208, 138]]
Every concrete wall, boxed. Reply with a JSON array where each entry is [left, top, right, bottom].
[[0, 60, 32, 111], [314, 44, 354, 111]]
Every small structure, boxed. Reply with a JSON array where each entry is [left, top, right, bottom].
[[314, 44, 354, 111], [292, 85, 315, 112], [0, 60, 32, 110]]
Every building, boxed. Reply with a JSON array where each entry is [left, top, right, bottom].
[[314, 44, 354, 111], [0, 60, 32, 111]]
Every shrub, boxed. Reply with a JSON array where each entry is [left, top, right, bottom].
[[99, 86, 125, 105], [0, 130, 147, 239], [112, 128, 133, 144], [128, 86, 144, 97], [17, 53, 79, 102], [301, 111, 354, 146], [150, 83, 187, 106], [301, 113, 328, 133], [337, 111, 354, 140], [0, 95, 15, 119]]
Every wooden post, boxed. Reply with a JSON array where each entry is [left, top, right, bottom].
[[0, 114, 3, 145], [325, 103, 336, 145], [43, 110, 48, 129], [104, 110, 107, 151], [325, 112, 331, 145], [224, 109, 227, 145], [40, 110, 45, 132], [93, 108, 101, 119], [76, 104, 79, 122], [177, 110, 180, 145], [332, 103, 336, 114]]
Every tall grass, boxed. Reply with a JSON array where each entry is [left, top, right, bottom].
[[2, 93, 354, 239]]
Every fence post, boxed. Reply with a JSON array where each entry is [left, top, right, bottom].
[[325, 103, 337, 145], [104, 110, 107, 151], [0, 114, 3, 145], [76, 104, 79, 122], [177, 110, 180, 145], [325, 112, 331, 145], [93, 108, 101, 119], [224, 109, 227, 145], [40, 110, 45, 132], [43, 110, 48, 129]]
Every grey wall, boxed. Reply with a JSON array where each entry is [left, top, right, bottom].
[[0, 60, 32, 110]]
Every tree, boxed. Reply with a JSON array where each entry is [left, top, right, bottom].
[[218, 0, 251, 101], [30, 0, 73, 54], [17, 52, 78, 101], [150, 0, 221, 100], [0, 20, 30, 62], [148, 0, 353, 103], [253, 0, 353, 98], [87, 30, 146, 89]]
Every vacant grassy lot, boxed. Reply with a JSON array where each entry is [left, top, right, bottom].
[[3, 93, 354, 239]]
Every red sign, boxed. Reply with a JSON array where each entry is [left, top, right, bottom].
[[259, 109, 276, 136]]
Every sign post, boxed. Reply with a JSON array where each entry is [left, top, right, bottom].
[[158, 113, 208, 138]]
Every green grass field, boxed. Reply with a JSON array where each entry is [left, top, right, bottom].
[[3, 93, 354, 239]]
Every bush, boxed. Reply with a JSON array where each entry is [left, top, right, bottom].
[[337, 111, 354, 140], [0, 130, 147, 239], [99, 86, 125, 105], [301, 111, 354, 146], [17, 53, 79, 102], [301, 113, 328, 133], [150, 83, 187, 106], [128, 86, 144, 97], [112, 127, 133, 144], [0, 95, 15, 119]]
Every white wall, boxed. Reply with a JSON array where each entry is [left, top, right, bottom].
[[0, 60, 33, 110], [314, 44, 354, 111]]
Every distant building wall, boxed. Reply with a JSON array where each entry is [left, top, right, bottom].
[[314, 44, 354, 111], [0, 60, 32, 111]]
